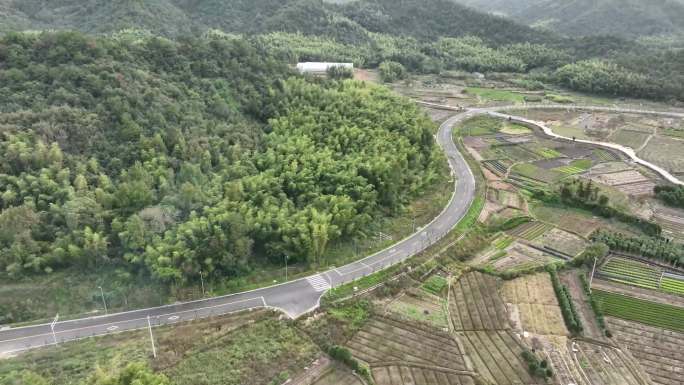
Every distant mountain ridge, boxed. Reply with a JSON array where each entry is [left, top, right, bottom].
[[455, 0, 684, 38]]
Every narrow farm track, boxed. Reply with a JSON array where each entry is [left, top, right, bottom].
[[2, 102, 680, 356]]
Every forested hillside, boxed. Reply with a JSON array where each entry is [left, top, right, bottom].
[[2, 0, 683, 102], [0, 31, 440, 282], [455, 0, 684, 38]]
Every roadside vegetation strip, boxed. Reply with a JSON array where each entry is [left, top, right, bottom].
[[593, 290, 684, 332]]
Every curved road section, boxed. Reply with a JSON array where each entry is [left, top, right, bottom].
[[0, 109, 477, 356], [4, 103, 679, 355]]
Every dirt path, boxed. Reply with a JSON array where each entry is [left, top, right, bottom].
[[559, 271, 605, 340], [592, 278, 684, 307]]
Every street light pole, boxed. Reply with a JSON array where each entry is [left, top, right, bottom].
[[199, 270, 205, 296], [147, 315, 157, 358], [589, 256, 598, 293], [50, 314, 59, 345], [285, 255, 289, 282], [98, 286, 108, 314]]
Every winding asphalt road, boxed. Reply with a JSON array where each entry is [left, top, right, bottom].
[[0, 108, 479, 356], [2, 103, 681, 356]]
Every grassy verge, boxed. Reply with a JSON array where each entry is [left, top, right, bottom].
[[0, 310, 319, 385], [464, 87, 526, 104]]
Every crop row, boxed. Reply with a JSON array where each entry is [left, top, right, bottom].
[[598, 257, 684, 296], [593, 290, 684, 332], [554, 165, 584, 175], [509, 221, 552, 241], [483, 160, 508, 175], [493, 235, 514, 250]]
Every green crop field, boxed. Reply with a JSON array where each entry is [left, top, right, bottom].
[[508, 221, 553, 240], [493, 235, 514, 250], [598, 257, 684, 296], [465, 87, 526, 104], [593, 290, 684, 332], [422, 275, 448, 296], [554, 165, 585, 175]]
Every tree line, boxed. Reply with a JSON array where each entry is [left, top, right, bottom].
[[590, 230, 684, 267]]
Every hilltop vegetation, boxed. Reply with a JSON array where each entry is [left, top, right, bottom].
[[456, 0, 684, 39], [1, 0, 684, 102], [0, 31, 440, 283]]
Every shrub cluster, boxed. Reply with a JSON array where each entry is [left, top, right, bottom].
[[521, 349, 553, 379], [328, 345, 374, 384]]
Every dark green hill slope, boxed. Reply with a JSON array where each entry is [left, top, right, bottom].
[[0, 0, 550, 44], [456, 0, 684, 38]]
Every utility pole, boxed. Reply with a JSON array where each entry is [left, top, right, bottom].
[[98, 286, 108, 314], [50, 314, 59, 345], [147, 315, 157, 358], [199, 270, 205, 296], [589, 256, 598, 293], [285, 255, 289, 281]]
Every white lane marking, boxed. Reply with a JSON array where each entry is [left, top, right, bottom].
[[167, 315, 179, 321], [0, 297, 266, 344], [306, 274, 332, 292], [106, 326, 118, 331]]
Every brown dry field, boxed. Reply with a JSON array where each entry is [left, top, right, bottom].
[[534, 227, 587, 257], [372, 365, 477, 385], [312, 364, 363, 385], [449, 272, 509, 331], [502, 273, 567, 336], [457, 329, 541, 385], [490, 242, 558, 272], [608, 317, 684, 385], [346, 314, 468, 370]]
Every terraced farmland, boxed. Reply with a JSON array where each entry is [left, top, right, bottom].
[[507, 221, 553, 240], [371, 365, 477, 385], [597, 256, 684, 296], [511, 163, 563, 184], [346, 314, 468, 370], [654, 206, 684, 241], [593, 290, 684, 332], [486, 242, 560, 273], [571, 340, 648, 385], [456, 330, 540, 385], [482, 159, 508, 176], [592, 149, 621, 162], [313, 366, 363, 385], [387, 288, 448, 328], [449, 272, 509, 331], [534, 228, 587, 258], [608, 317, 684, 385], [492, 234, 514, 250]]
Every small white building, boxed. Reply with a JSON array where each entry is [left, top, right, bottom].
[[296, 62, 354, 75]]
